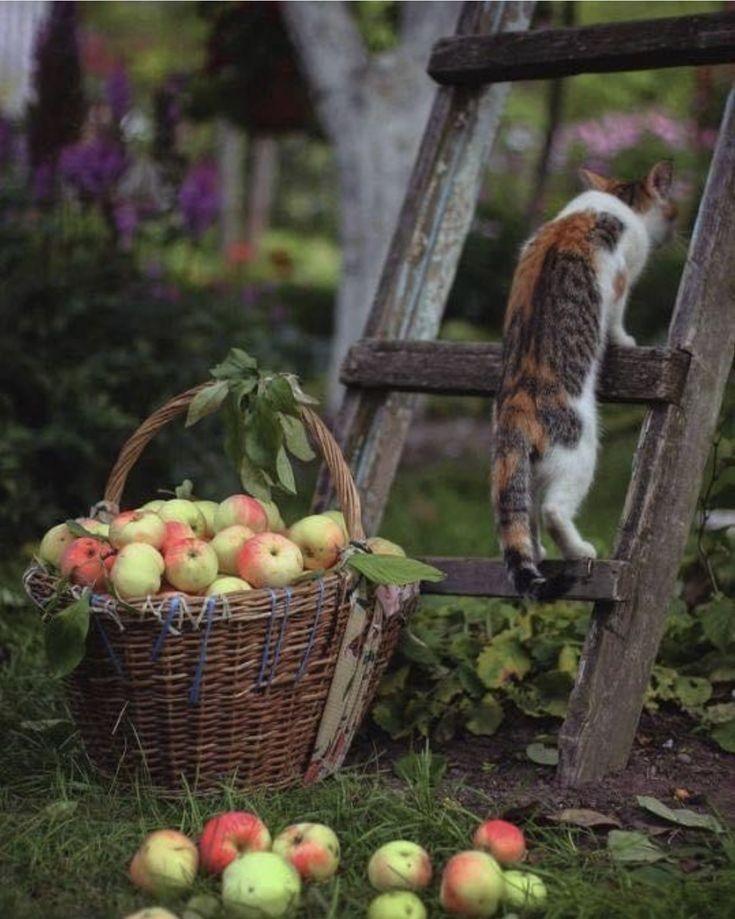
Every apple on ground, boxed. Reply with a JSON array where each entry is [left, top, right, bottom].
[[110, 510, 166, 550], [129, 829, 198, 897], [258, 499, 287, 533], [367, 891, 427, 919], [159, 499, 208, 538], [473, 819, 526, 865], [206, 576, 252, 596], [39, 522, 77, 567], [199, 811, 272, 875], [194, 499, 219, 538], [367, 537, 406, 557], [165, 539, 219, 593], [237, 533, 303, 589], [60, 538, 115, 590], [221, 851, 301, 918], [211, 525, 255, 575], [272, 822, 340, 882], [111, 543, 164, 598], [367, 841, 432, 892], [161, 520, 196, 555], [123, 909, 180, 919], [288, 515, 346, 571], [214, 494, 268, 534], [140, 499, 166, 512], [182, 893, 221, 919], [322, 510, 348, 541], [502, 870, 547, 913], [440, 850, 505, 917]]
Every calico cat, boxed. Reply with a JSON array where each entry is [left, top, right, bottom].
[[491, 162, 677, 595]]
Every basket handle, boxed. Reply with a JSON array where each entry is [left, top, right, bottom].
[[103, 384, 365, 541]]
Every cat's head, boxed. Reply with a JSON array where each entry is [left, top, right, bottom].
[[579, 161, 677, 246]]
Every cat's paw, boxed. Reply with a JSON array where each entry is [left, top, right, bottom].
[[565, 540, 597, 561], [612, 330, 637, 348]]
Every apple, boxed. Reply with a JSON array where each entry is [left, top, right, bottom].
[[195, 500, 219, 538], [182, 893, 221, 919], [439, 850, 505, 917], [123, 910, 180, 919], [367, 537, 406, 557], [39, 522, 77, 567], [367, 891, 427, 919], [129, 829, 198, 897], [287, 515, 346, 571], [221, 851, 301, 918], [473, 819, 526, 865], [237, 533, 303, 589], [165, 539, 218, 593], [211, 525, 255, 575], [140, 499, 166, 512], [159, 499, 208, 538], [60, 538, 115, 590], [367, 841, 432, 892], [272, 822, 340, 882], [109, 509, 166, 550], [200, 811, 272, 875], [502, 870, 547, 913], [215, 495, 268, 534], [161, 519, 196, 554], [111, 544, 164, 598], [206, 576, 252, 596], [322, 510, 348, 541], [77, 517, 111, 538], [258, 499, 287, 533]]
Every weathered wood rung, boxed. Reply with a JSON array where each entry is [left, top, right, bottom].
[[428, 11, 735, 86], [420, 558, 630, 602], [341, 340, 690, 405]]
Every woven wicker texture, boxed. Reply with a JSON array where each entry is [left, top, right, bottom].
[[24, 387, 407, 794]]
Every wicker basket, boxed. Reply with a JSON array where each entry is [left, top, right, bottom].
[[23, 385, 415, 794]]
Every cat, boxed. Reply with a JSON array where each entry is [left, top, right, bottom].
[[491, 161, 677, 596]]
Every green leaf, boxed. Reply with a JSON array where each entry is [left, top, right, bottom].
[[673, 675, 712, 710], [700, 595, 735, 652], [636, 796, 723, 833], [457, 662, 486, 698], [264, 376, 299, 416], [64, 520, 107, 542], [466, 694, 504, 736], [526, 742, 558, 766], [711, 718, 735, 753], [394, 751, 447, 787], [231, 376, 258, 404], [211, 348, 258, 380], [239, 453, 272, 503], [45, 595, 91, 678], [279, 414, 316, 462], [185, 380, 229, 427], [702, 702, 735, 725], [607, 830, 666, 865], [244, 400, 283, 472], [275, 446, 296, 495], [285, 373, 318, 405], [398, 629, 446, 671], [476, 636, 531, 689], [346, 554, 445, 586]]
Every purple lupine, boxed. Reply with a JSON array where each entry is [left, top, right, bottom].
[[106, 63, 132, 123], [58, 136, 127, 198], [113, 201, 138, 249], [178, 159, 219, 236]]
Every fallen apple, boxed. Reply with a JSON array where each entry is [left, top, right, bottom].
[[473, 819, 526, 865], [367, 840, 432, 892], [237, 533, 303, 589], [221, 851, 301, 918], [288, 514, 346, 571], [440, 850, 505, 917], [159, 499, 208, 538], [123, 909, 180, 919], [367, 891, 427, 919], [502, 870, 547, 913], [129, 828, 198, 898], [211, 525, 255, 575], [110, 509, 166, 550], [272, 822, 340, 882], [39, 522, 77, 567], [60, 537, 115, 591], [205, 576, 252, 596], [165, 539, 219, 593], [215, 494, 268, 534], [111, 543, 164, 598], [182, 893, 221, 919], [199, 811, 272, 875]]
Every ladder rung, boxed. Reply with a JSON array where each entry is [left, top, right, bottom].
[[428, 12, 735, 86], [341, 340, 689, 405], [420, 558, 630, 601]]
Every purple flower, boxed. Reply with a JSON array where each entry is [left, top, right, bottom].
[[106, 63, 132, 123], [178, 159, 219, 236], [113, 201, 138, 249], [32, 162, 55, 202], [58, 136, 127, 198]]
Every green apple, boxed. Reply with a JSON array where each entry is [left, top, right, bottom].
[[288, 515, 346, 571], [183, 893, 221, 919], [367, 891, 427, 919], [440, 850, 505, 917], [129, 829, 198, 897], [77, 517, 111, 538], [111, 543, 164, 598], [258, 499, 287, 533], [110, 509, 166, 550], [140, 499, 166, 513], [368, 841, 432, 892], [195, 500, 219, 538], [159, 499, 207, 538], [322, 510, 348, 540], [367, 537, 405, 557], [206, 576, 252, 596], [123, 909, 180, 919], [502, 871, 547, 913], [272, 822, 340, 882], [39, 522, 77, 567], [221, 851, 301, 918], [165, 539, 218, 593], [212, 525, 255, 575]]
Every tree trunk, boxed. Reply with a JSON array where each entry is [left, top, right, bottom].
[[216, 118, 246, 251], [245, 135, 278, 252]]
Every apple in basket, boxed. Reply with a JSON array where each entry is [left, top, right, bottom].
[[60, 538, 115, 591], [199, 811, 272, 875], [211, 525, 255, 575], [159, 499, 208, 538], [161, 519, 196, 554], [111, 543, 164, 598], [39, 522, 78, 567], [237, 533, 303, 588], [222, 851, 301, 918], [215, 494, 268, 534], [288, 514, 346, 571], [194, 499, 219, 538], [473, 819, 526, 865], [258, 498, 287, 533], [368, 841, 432, 892], [129, 829, 198, 897], [440, 850, 505, 917], [110, 509, 166, 550], [272, 822, 340, 882], [367, 892, 427, 919], [165, 539, 219, 593], [206, 576, 252, 596], [322, 509, 348, 541], [140, 498, 166, 512]]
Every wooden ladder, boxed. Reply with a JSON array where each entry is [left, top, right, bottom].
[[314, 2, 735, 786]]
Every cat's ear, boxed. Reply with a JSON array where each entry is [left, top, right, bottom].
[[579, 168, 611, 192], [645, 160, 673, 198]]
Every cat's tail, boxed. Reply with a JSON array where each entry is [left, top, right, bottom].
[[491, 417, 545, 597]]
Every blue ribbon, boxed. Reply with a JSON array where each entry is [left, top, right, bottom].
[[150, 596, 180, 662], [266, 587, 292, 687], [94, 615, 125, 678], [256, 590, 279, 688], [295, 580, 325, 682], [188, 596, 216, 705]]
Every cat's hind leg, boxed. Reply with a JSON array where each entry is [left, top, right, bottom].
[[539, 439, 597, 561]]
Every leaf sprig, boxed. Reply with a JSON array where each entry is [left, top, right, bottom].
[[185, 348, 317, 503]]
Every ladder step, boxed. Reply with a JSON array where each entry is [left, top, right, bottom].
[[428, 12, 735, 86], [420, 558, 630, 602], [341, 340, 689, 405]]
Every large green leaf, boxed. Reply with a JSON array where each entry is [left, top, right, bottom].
[[711, 718, 735, 753], [526, 742, 558, 766], [244, 400, 283, 472], [275, 446, 296, 495], [607, 830, 666, 865], [239, 453, 272, 502], [279, 413, 315, 461], [636, 795, 723, 833], [465, 694, 504, 736], [700, 595, 735, 652], [45, 595, 91, 678], [211, 348, 258, 380], [264, 376, 299, 416], [346, 554, 445, 586], [185, 380, 229, 427], [476, 636, 531, 689], [673, 675, 712, 709]]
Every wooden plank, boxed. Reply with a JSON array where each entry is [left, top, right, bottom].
[[420, 558, 630, 602], [312, 1, 536, 531], [341, 340, 690, 405], [429, 12, 735, 85], [558, 89, 735, 787]]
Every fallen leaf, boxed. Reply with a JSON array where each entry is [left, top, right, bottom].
[[526, 742, 558, 766], [607, 830, 666, 864], [44, 800, 78, 819], [636, 795, 723, 834], [548, 808, 622, 829]]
